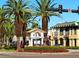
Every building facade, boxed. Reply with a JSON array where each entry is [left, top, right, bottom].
[[49, 21, 79, 47], [26, 28, 45, 46], [12, 28, 45, 46]]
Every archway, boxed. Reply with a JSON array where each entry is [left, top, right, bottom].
[[65, 37, 69, 46], [60, 38, 63, 45], [74, 39, 77, 47], [55, 38, 58, 46]]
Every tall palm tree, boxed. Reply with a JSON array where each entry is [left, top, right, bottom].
[[22, 12, 32, 48], [0, 7, 6, 47], [4, 0, 32, 50], [0, 7, 14, 47], [31, 0, 61, 45]]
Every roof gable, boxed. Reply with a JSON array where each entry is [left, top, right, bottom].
[[27, 28, 46, 33]]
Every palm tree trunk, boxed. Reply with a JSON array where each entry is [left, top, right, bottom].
[[23, 22, 27, 48], [0, 19, 5, 47], [14, 14, 24, 50], [42, 15, 48, 33], [17, 37, 21, 50], [0, 19, 5, 38], [42, 15, 48, 46]]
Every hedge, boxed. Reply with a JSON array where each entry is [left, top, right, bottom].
[[17, 46, 69, 53], [24, 46, 66, 50], [66, 46, 79, 49]]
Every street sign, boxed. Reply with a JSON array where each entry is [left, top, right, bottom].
[[68, 9, 72, 13]]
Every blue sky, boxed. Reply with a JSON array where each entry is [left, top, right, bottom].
[[0, 0, 79, 29]]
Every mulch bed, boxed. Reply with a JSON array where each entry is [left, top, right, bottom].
[[17, 49, 69, 53]]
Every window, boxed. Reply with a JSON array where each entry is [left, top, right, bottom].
[[60, 38, 63, 45], [74, 29, 76, 35], [60, 29, 63, 36], [74, 39, 77, 46], [65, 29, 69, 36], [65, 31, 69, 35], [71, 29, 73, 35], [33, 33, 37, 37], [26, 41, 29, 46], [55, 40, 58, 45], [54, 31, 58, 36]]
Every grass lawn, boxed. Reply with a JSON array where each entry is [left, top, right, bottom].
[[0, 49, 16, 52]]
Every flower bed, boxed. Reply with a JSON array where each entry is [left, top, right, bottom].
[[23, 49, 68, 53], [17, 46, 69, 53]]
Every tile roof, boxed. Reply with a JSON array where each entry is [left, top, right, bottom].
[[52, 21, 79, 28]]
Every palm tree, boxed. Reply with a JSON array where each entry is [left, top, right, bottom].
[[0, 7, 6, 47], [22, 12, 32, 48], [31, 20, 40, 28], [0, 7, 14, 47], [31, 0, 61, 45], [4, 19, 14, 46], [4, 0, 32, 50]]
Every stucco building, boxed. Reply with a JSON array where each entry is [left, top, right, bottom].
[[26, 28, 45, 46], [13, 28, 45, 46], [49, 21, 79, 47]]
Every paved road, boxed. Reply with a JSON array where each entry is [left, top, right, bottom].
[[0, 52, 79, 58]]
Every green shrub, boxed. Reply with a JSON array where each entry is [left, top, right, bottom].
[[3, 46, 16, 50], [66, 46, 79, 49], [24, 46, 66, 50]]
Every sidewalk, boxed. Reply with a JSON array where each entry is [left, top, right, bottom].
[[68, 49, 79, 53], [0, 49, 79, 55], [0, 52, 70, 55]]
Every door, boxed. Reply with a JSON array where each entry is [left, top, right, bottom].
[[33, 38, 41, 46], [60, 38, 63, 45], [74, 39, 76, 46], [55, 40, 58, 46], [66, 38, 69, 46]]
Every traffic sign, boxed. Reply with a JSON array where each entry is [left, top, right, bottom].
[[68, 9, 72, 13]]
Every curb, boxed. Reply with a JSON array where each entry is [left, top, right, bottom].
[[0, 52, 70, 54]]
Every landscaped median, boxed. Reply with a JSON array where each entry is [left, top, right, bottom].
[[17, 46, 69, 53], [66, 47, 79, 49]]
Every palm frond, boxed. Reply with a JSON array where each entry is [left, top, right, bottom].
[[36, 0, 41, 9], [49, 3, 57, 8], [50, 12, 63, 19]]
